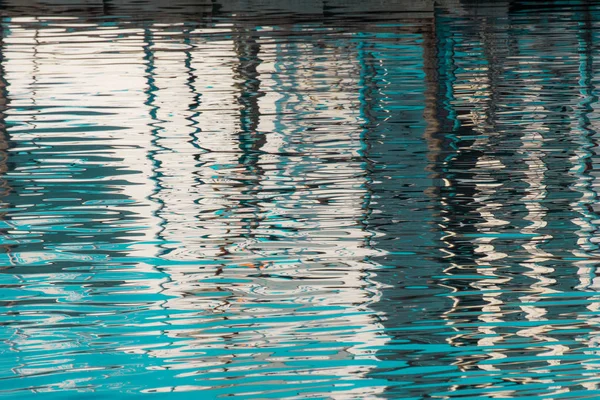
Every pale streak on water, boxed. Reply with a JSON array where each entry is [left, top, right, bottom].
[[1, 1, 600, 399]]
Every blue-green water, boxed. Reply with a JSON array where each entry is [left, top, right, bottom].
[[2, 0, 600, 398]]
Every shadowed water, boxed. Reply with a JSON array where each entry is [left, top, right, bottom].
[[1, 0, 600, 399]]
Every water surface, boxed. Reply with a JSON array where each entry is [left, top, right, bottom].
[[1, 1, 600, 399]]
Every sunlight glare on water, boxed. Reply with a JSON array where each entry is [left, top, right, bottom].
[[1, 0, 600, 399]]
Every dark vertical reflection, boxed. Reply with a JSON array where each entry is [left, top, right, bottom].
[[0, 16, 17, 366], [232, 25, 265, 263], [573, 2, 600, 382], [364, 15, 453, 396], [0, 19, 12, 258], [370, 2, 600, 398]]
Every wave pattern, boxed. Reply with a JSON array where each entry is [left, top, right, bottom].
[[1, 1, 600, 399]]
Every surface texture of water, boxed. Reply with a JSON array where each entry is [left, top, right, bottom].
[[2, 0, 600, 398]]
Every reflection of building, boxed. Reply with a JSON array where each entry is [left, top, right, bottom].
[[1, 16, 162, 262], [4, 1, 600, 398], [0, 16, 173, 387], [368, 2, 600, 398], [1, 0, 435, 20], [0, 13, 394, 398], [139, 23, 393, 397]]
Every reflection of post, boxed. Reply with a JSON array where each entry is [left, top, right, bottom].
[[572, 3, 599, 284], [363, 15, 455, 397], [233, 26, 263, 144], [0, 20, 12, 256], [432, 6, 476, 364], [469, 7, 512, 381], [515, 66, 561, 375], [433, 3, 588, 395], [507, 5, 595, 384], [422, 19, 441, 168], [232, 25, 265, 261], [143, 25, 165, 259], [432, 6, 514, 393], [571, 3, 600, 390], [0, 17, 15, 358]]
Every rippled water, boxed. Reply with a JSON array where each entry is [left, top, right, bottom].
[[3, 0, 600, 398]]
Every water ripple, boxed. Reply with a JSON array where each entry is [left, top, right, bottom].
[[2, 1, 600, 399]]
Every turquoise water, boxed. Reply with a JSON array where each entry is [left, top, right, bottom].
[[2, 0, 600, 398]]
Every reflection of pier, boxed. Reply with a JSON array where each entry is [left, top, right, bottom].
[[2, 0, 600, 398], [0, 22, 11, 257], [139, 21, 392, 395], [1, 15, 163, 266], [0, 8, 397, 396], [365, 1, 600, 398], [1, 0, 434, 20]]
